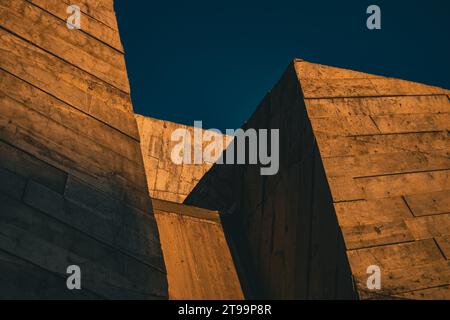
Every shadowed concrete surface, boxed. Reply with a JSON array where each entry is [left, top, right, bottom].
[[184, 60, 450, 299], [0, 0, 167, 299], [135, 116, 244, 299]]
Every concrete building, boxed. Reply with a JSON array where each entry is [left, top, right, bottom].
[[0, 0, 449, 299]]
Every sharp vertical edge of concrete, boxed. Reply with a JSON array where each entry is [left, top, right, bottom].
[[0, 0, 167, 299], [183, 60, 450, 299]]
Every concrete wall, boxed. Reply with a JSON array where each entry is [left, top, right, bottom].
[[184, 62, 356, 299], [136, 115, 244, 299], [0, 0, 167, 299], [296, 60, 450, 299], [136, 114, 231, 203], [152, 199, 244, 300], [185, 59, 450, 299]]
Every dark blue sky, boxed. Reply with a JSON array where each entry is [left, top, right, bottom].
[[115, 0, 450, 131]]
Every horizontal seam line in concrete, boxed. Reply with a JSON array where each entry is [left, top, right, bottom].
[[0, 247, 106, 299], [0, 66, 140, 143], [346, 239, 417, 251], [1, 88, 144, 167], [304, 93, 449, 100], [323, 150, 449, 159], [20, 192, 167, 275], [0, 116, 150, 202], [333, 198, 367, 204], [60, 0, 118, 32], [309, 112, 450, 119], [25, 0, 124, 54], [353, 167, 450, 179], [154, 210, 221, 225], [389, 283, 450, 298], [0, 25, 130, 96], [410, 211, 450, 218], [345, 130, 445, 137], [152, 200, 221, 223]]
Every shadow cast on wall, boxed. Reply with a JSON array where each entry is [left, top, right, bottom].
[[184, 62, 356, 299]]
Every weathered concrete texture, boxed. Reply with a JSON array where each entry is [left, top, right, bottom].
[[0, 0, 167, 299], [2, 0, 449, 301], [136, 115, 231, 203], [296, 60, 450, 299], [186, 60, 450, 299], [152, 199, 244, 300], [136, 115, 242, 299]]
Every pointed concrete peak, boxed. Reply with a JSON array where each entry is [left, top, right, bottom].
[[292, 59, 448, 99], [293, 59, 384, 80]]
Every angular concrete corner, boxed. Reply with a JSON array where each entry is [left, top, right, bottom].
[[136, 115, 243, 299], [295, 59, 450, 299], [186, 59, 450, 299], [0, 0, 167, 299], [1, 0, 449, 300]]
